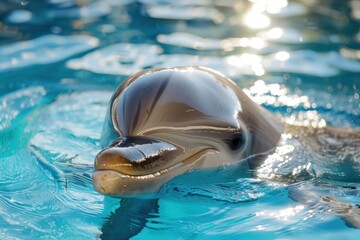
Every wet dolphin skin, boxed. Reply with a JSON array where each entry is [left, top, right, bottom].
[[92, 66, 283, 197]]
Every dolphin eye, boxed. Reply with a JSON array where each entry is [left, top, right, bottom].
[[226, 132, 244, 151]]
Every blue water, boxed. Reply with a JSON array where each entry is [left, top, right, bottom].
[[0, 0, 359, 239]]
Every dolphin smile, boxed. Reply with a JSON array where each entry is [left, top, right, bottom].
[[92, 137, 215, 197], [94, 148, 214, 179], [94, 137, 214, 177]]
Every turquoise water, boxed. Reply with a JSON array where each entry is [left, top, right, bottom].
[[0, 0, 359, 239]]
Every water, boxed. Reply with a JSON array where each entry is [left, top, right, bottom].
[[0, 0, 359, 239]]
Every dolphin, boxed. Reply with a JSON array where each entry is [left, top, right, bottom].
[[93, 66, 360, 238], [92, 66, 284, 197]]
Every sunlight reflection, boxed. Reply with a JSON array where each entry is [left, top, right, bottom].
[[256, 205, 304, 221], [244, 12, 270, 29], [255, 126, 315, 182], [245, 80, 312, 109], [249, 0, 289, 13], [244, 0, 289, 29], [266, 0, 288, 14], [249, 37, 266, 49], [275, 51, 290, 61], [253, 225, 266, 231], [276, 205, 305, 221], [224, 37, 266, 49], [284, 111, 327, 128], [267, 27, 284, 39], [238, 38, 250, 47], [292, 163, 312, 176], [257, 137, 295, 179], [227, 54, 265, 76]]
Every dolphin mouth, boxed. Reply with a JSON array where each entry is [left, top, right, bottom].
[[92, 137, 214, 196], [94, 148, 212, 178], [95, 159, 182, 179]]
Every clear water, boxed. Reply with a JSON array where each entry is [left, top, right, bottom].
[[0, 0, 359, 239]]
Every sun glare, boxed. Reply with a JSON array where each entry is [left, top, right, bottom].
[[244, 12, 270, 29], [275, 51, 290, 61], [267, 27, 284, 39], [244, 0, 289, 29]]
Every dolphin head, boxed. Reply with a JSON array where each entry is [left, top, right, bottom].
[[92, 66, 283, 197]]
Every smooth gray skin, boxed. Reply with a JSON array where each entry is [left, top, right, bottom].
[[92, 66, 284, 197]]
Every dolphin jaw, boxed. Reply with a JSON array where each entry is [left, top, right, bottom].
[[92, 147, 215, 197], [92, 170, 167, 197]]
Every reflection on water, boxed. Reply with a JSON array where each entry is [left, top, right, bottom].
[[0, 0, 359, 239]]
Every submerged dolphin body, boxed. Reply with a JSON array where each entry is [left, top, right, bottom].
[[92, 66, 284, 197]]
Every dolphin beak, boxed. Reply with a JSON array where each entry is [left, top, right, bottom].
[[92, 137, 184, 197], [94, 136, 182, 175]]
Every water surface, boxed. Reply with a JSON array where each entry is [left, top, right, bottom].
[[0, 0, 359, 239]]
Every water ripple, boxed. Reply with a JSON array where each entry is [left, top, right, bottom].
[[157, 32, 224, 50], [145, 5, 224, 23], [0, 86, 46, 131], [46, 2, 111, 20], [5, 9, 33, 24], [67, 43, 163, 75], [0, 89, 109, 239], [0, 35, 99, 73]]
